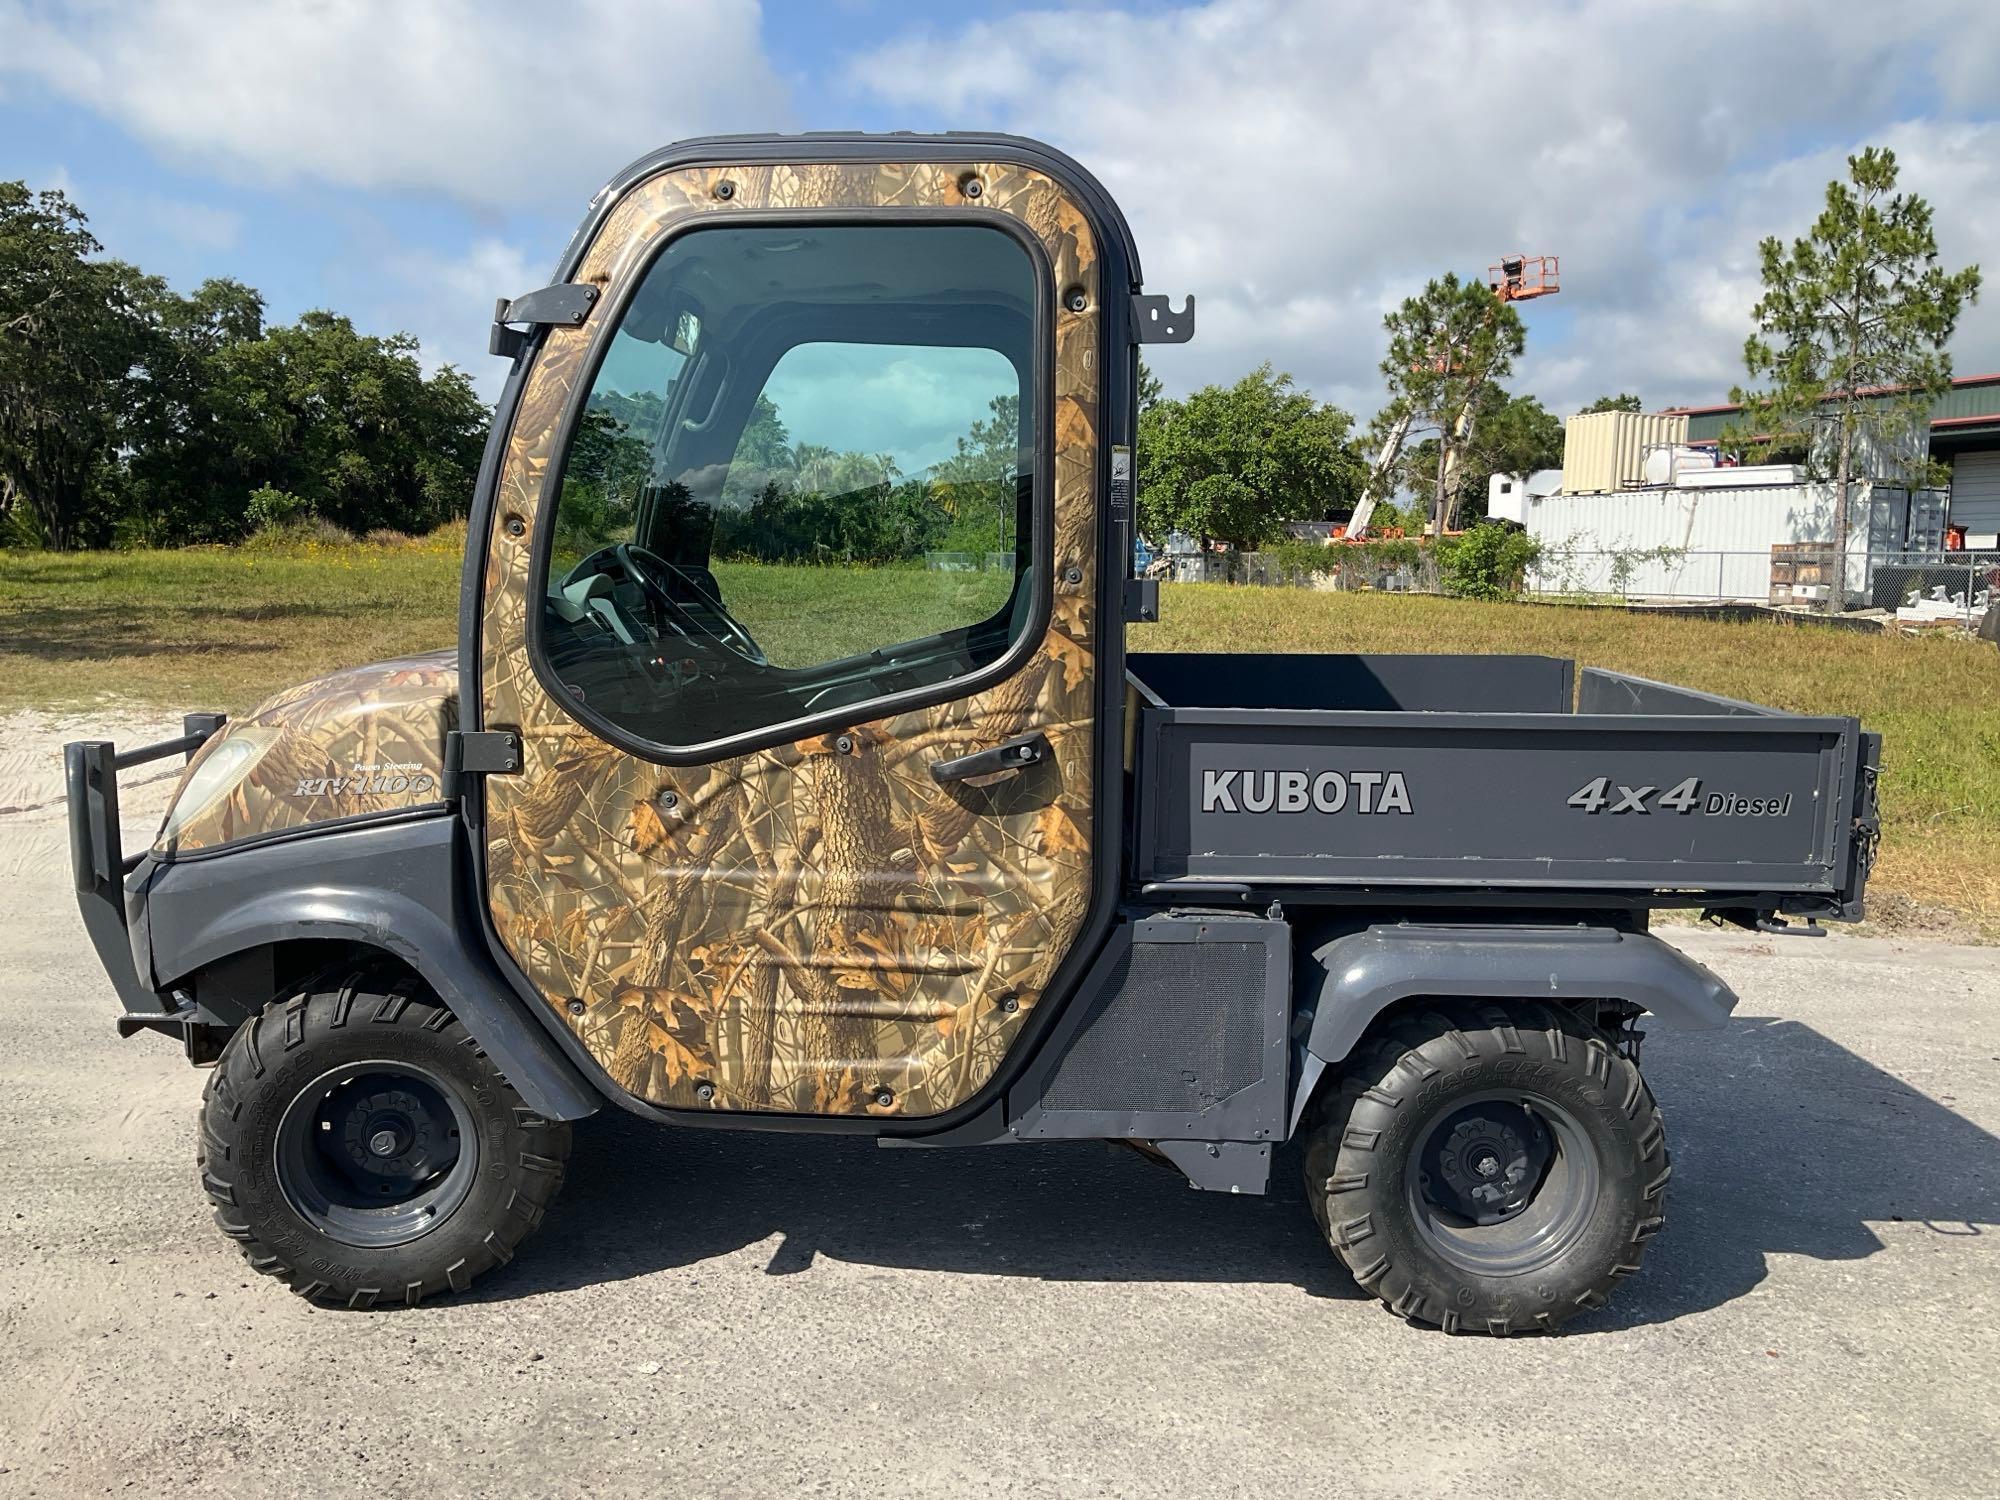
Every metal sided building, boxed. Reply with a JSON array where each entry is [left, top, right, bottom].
[[1670, 373, 2000, 545], [1521, 406, 1950, 604]]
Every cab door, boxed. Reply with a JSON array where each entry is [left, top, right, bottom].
[[474, 149, 1105, 1119]]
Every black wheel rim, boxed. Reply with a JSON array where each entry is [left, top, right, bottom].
[[274, 1061, 478, 1249], [1404, 1089, 1601, 1277]]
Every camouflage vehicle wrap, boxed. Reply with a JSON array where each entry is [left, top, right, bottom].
[[154, 651, 456, 857], [478, 160, 1101, 1120]]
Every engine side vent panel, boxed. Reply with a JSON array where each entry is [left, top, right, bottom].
[[1041, 939, 1265, 1112], [1012, 911, 1290, 1142]]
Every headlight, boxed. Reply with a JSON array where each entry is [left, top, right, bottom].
[[159, 730, 276, 846]]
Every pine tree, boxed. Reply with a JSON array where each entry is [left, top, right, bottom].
[[1731, 148, 1980, 611]]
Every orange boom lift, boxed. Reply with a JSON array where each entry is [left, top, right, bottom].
[[1489, 253, 1560, 302]]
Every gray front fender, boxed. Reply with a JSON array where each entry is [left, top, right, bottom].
[[1289, 924, 1737, 1136], [141, 815, 602, 1122]]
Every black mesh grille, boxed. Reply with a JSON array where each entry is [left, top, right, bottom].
[[1040, 939, 1265, 1112]]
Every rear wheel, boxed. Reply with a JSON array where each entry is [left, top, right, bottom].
[[198, 968, 571, 1307], [1303, 1000, 1667, 1334]]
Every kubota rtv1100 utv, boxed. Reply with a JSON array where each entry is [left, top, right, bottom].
[[68, 134, 1878, 1332]]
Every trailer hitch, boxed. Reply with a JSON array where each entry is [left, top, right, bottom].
[[1754, 915, 1826, 937], [1702, 907, 1825, 938]]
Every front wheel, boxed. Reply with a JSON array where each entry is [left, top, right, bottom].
[[198, 968, 571, 1307], [1303, 1000, 1667, 1334]]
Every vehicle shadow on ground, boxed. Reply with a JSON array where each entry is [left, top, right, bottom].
[[472, 1014, 1999, 1329], [477, 1118, 1359, 1303], [1589, 1014, 2000, 1332]]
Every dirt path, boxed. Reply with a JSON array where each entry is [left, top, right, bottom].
[[0, 707, 186, 883]]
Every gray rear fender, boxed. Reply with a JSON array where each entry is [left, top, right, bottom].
[[1289, 923, 1737, 1135], [141, 815, 602, 1122]]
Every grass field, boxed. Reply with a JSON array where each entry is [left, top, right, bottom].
[[0, 541, 1011, 704], [0, 537, 465, 714], [712, 560, 1012, 666], [5, 541, 1993, 931]]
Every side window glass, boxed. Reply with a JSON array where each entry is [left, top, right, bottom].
[[714, 343, 1023, 667], [538, 224, 1040, 751], [548, 316, 694, 572]]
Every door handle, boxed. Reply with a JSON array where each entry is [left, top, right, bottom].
[[929, 731, 1052, 785]]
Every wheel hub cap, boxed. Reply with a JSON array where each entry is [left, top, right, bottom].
[[332, 1088, 448, 1188], [1404, 1089, 1603, 1279], [1423, 1106, 1551, 1224]]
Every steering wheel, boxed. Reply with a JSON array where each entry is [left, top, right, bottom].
[[613, 542, 768, 665]]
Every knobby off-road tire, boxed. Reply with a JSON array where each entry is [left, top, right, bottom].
[[197, 969, 571, 1307], [1303, 1000, 1668, 1334]]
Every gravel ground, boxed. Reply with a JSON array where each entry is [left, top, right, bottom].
[[1, 708, 1995, 1500]]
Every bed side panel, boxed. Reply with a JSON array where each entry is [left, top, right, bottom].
[[1136, 706, 1855, 892]]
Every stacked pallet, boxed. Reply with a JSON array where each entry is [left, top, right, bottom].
[[1769, 543, 1834, 605]]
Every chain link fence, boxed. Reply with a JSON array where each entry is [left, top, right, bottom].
[[1854, 552, 2000, 623], [1526, 549, 1775, 603], [1525, 547, 1999, 623], [1159, 547, 1444, 592], [1151, 544, 2000, 630]]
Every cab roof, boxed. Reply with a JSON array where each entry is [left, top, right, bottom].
[[554, 132, 1144, 292]]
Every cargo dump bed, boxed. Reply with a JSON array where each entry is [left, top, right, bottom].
[[1127, 653, 1879, 918]]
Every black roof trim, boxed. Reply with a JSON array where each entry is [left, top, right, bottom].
[[551, 132, 1143, 291]]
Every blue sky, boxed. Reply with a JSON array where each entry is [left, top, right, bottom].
[[5, 0, 1998, 421]]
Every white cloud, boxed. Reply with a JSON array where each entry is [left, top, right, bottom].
[[25, 163, 240, 256], [0, 0, 787, 211], [849, 0, 2000, 417], [377, 236, 537, 397]]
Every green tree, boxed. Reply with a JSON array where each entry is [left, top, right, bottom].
[[787, 444, 899, 498], [1401, 388, 1562, 523], [118, 277, 270, 542], [1730, 146, 1981, 610], [733, 394, 792, 470], [707, 390, 1024, 567], [1580, 392, 1643, 414], [212, 311, 489, 536], [1482, 391, 1565, 479], [930, 392, 1022, 554], [554, 403, 657, 555], [718, 393, 793, 508], [1138, 358, 1163, 416], [1377, 274, 1526, 534], [1136, 364, 1363, 549], [1435, 521, 1543, 599], [2, 179, 493, 548], [0, 182, 150, 549], [934, 393, 1020, 481]]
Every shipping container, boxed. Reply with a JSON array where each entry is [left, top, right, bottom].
[[1560, 410, 1690, 493]]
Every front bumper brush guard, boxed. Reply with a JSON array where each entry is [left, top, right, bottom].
[[64, 713, 227, 1022]]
